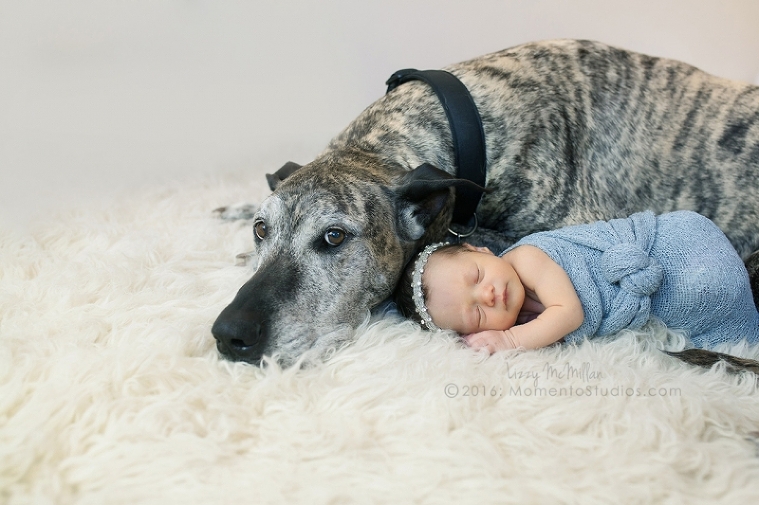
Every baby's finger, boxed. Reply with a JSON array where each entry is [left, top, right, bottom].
[[464, 333, 485, 349]]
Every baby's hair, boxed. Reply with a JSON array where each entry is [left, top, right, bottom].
[[394, 243, 470, 328]]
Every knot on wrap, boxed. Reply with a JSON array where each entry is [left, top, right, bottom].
[[599, 242, 664, 331]]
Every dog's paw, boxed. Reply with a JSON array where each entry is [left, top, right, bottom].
[[213, 203, 259, 221], [235, 250, 256, 267]]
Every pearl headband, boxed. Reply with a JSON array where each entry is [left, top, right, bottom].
[[411, 242, 447, 330]]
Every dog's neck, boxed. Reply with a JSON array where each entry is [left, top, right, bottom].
[[326, 83, 459, 177], [385, 69, 486, 226]]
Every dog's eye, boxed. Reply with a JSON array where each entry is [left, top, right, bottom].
[[254, 221, 267, 240], [324, 228, 346, 247]]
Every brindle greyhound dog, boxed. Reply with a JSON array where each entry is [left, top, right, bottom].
[[213, 39, 759, 369]]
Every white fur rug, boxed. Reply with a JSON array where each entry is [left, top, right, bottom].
[[2, 171, 759, 504]]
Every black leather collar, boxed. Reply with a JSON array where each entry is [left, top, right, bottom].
[[386, 69, 487, 227]]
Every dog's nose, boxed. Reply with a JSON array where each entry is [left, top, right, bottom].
[[211, 316, 266, 363]]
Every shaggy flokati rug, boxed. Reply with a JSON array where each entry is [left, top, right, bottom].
[[2, 170, 759, 504]]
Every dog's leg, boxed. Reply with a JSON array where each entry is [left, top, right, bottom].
[[665, 349, 759, 375], [745, 251, 759, 310], [211, 204, 259, 265], [213, 203, 259, 221]]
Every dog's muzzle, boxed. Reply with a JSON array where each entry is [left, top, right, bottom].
[[212, 254, 300, 364]]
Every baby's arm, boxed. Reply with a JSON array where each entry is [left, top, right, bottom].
[[465, 245, 583, 352]]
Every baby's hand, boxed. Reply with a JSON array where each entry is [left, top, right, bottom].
[[464, 330, 519, 354]]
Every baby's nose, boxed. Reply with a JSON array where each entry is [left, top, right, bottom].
[[478, 285, 495, 307]]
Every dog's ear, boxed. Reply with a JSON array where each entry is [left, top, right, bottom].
[[266, 161, 302, 191], [394, 163, 486, 241]]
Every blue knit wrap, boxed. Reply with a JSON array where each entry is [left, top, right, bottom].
[[505, 211, 759, 348]]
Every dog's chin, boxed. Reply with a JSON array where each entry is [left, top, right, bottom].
[[271, 323, 356, 369], [215, 323, 356, 369], [215, 340, 265, 366]]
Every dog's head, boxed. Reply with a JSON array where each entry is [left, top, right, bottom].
[[212, 155, 481, 366]]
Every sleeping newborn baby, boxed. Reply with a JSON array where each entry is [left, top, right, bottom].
[[395, 211, 759, 352]]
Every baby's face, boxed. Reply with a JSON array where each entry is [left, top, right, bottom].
[[423, 247, 525, 334]]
